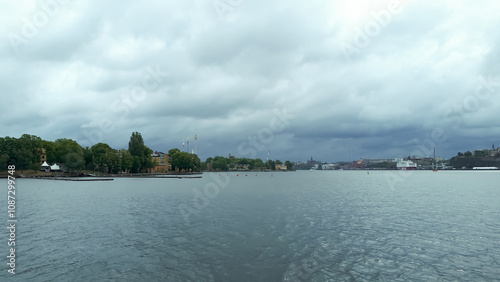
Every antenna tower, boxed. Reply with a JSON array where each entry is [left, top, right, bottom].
[[194, 134, 198, 155]]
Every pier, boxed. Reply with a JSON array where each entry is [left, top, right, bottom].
[[32, 177, 114, 181]]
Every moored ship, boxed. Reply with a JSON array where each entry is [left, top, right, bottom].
[[397, 159, 417, 170]]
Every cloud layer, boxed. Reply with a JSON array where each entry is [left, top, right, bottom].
[[2, 0, 500, 162]]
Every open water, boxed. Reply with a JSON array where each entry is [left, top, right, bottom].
[[1, 170, 500, 281]]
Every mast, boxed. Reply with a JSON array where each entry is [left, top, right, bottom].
[[433, 146, 436, 170], [194, 134, 198, 155]]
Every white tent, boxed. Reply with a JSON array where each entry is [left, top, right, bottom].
[[41, 161, 50, 172], [50, 163, 61, 171]]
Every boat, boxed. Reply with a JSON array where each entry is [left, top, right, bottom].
[[472, 167, 499, 170], [310, 167, 316, 171], [396, 159, 417, 170]]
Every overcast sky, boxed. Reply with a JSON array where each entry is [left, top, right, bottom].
[[2, 0, 500, 162]]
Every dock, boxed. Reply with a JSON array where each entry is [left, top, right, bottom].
[[32, 177, 114, 181], [153, 176, 202, 179], [27, 173, 203, 180]]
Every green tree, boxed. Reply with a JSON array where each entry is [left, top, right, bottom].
[[128, 132, 154, 173], [142, 145, 155, 172], [131, 156, 141, 173], [91, 143, 113, 172], [0, 135, 85, 172], [129, 132, 145, 157], [238, 158, 254, 170], [191, 154, 201, 171], [168, 148, 181, 156], [171, 152, 200, 171], [108, 149, 121, 173], [0, 153, 9, 169], [12, 148, 32, 170], [0, 137, 20, 170], [457, 152, 464, 157], [228, 156, 239, 168], [464, 151, 472, 157], [18, 134, 43, 170], [253, 158, 264, 170], [266, 160, 276, 170], [89, 143, 122, 173], [53, 138, 85, 172], [83, 147, 93, 170], [483, 149, 490, 157], [168, 148, 181, 170], [0, 134, 44, 171], [120, 149, 133, 173], [42, 140, 56, 163], [285, 160, 293, 170], [212, 156, 229, 171], [202, 157, 213, 171], [0, 137, 13, 168]]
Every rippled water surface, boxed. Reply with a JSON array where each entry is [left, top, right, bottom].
[[1, 171, 500, 281]]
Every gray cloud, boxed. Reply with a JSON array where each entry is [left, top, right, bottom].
[[2, 0, 500, 162]]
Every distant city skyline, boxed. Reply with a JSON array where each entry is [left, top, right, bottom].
[[2, 1, 500, 162]]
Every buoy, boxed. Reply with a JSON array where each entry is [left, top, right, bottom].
[[245, 174, 247, 176], [237, 174, 239, 176]]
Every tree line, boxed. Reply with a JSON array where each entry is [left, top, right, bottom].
[[168, 148, 201, 172], [202, 156, 293, 171], [0, 132, 292, 173], [450, 149, 500, 169], [0, 132, 191, 173]]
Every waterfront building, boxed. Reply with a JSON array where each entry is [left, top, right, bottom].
[[38, 148, 47, 164], [275, 164, 288, 171], [152, 151, 170, 173]]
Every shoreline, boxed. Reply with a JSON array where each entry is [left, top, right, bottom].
[[1, 168, 498, 178], [0, 170, 203, 179]]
